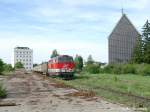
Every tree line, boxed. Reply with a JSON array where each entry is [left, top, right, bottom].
[[132, 20, 150, 64]]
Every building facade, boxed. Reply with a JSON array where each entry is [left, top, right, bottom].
[[108, 14, 140, 64], [13, 47, 33, 71]]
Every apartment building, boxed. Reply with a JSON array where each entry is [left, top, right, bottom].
[[13, 47, 33, 71]]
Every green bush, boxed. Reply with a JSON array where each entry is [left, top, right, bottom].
[[0, 84, 7, 98], [102, 64, 150, 76], [136, 64, 150, 76], [14, 62, 24, 69], [121, 64, 136, 74], [112, 65, 122, 74], [83, 63, 150, 76], [102, 64, 122, 74], [4, 64, 14, 72], [141, 67, 150, 76], [103, 64, 115, 73], [84, 64, 100, 74], [0, 59, 4, 74]]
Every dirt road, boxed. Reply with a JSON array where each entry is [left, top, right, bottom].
[[0, 71, 137, 112]]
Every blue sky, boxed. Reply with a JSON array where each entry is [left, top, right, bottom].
[[0, 0, 150, 64]]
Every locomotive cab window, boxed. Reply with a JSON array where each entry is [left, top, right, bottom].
[[58, 56, 73, 62]]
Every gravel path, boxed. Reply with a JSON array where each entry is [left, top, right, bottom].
[[0, 71, 137, 112]]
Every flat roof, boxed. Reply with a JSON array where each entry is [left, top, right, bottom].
[[15, 47, 30, 49]]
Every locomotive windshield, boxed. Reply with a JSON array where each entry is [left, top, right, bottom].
[[58, 56, 73, 62]]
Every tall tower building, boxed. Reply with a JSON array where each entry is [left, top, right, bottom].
[[13, 47, 33, 71], [108, 14, 140, 64]]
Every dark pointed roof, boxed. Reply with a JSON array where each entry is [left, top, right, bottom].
[[108, 14, 140, 39]]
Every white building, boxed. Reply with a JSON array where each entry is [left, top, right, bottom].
[[12, 47, 33, 71]]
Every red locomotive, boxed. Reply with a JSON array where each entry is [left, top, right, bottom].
[[48, 55, 75, 77], [33, 55, 75, 78]]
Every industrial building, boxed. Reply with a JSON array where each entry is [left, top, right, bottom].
[[108, 14, 140, 64], [12, 47, 33, 71]]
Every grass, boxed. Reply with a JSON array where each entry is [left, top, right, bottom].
[[1, 71, 14, 76], [55, 73, 150, 108], [0, 84, 7, 98], [144, 107, 150, 112]]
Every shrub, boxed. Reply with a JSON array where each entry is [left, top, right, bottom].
[[0, 59, 4, 74], [112, 65, 122, 74], [84, 63, 150, 76], [84, 64, 100, 74], [0, 84, 7, 98], [103, 64, 137, 75], [14, 62, 24, 69], [103, 64, 115, 73], [103, 64, 150, 76], [103, 64, 122, 74], [4, 64, 14, 72], [121, 64, 136, 74], [136, 64, 150, 76]]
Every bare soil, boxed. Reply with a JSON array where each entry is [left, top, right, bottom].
[[0, 71, 138, 112]]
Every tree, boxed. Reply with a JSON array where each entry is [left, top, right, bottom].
[[14, 62, 24, 69], [86, 55, 94, 65], [51, 49, 59, 58], [74, 55, 83, 71], [142, 20, 150, 63], [0, 59, 4, 74], [132, 36, 144, 63], [4, 64, 14, 72], [33, 64, 38, 67]]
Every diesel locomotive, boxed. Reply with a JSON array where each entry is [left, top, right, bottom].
[[33, 55, 75, 78]]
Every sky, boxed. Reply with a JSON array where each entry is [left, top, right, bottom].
[[0, 0, 150, 64]]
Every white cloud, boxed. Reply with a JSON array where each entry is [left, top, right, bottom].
[[61, 0, 149, 10], [125, 0, 149, 10], [61, 0, 102, 6]]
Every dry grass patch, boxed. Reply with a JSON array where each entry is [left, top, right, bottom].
[[65, 90, 95, 99]]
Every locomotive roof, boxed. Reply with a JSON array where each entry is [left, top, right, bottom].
[[48, 55, 72, 61], [55, 55, 71, 58]]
